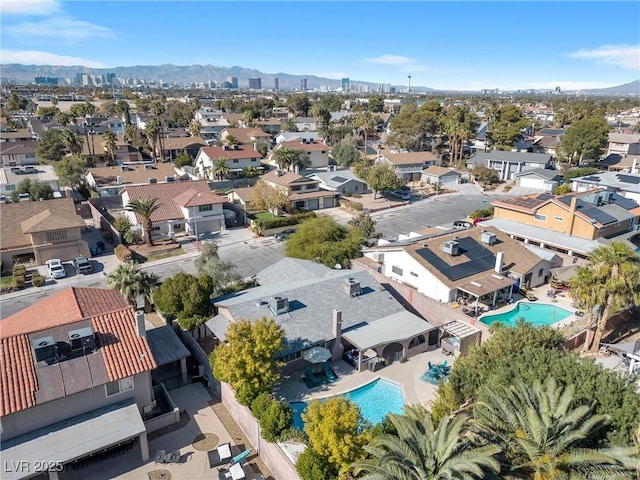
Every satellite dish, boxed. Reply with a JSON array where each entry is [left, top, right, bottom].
[[334, 264, 342, 270]]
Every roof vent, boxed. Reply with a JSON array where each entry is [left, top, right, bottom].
[[343, 277, 361, 297], [270, 296, 289, 315], [148, 178, 157, 184], [116, 176, 123, 185], [144, 164, 154, 170], [443, 241, 459, 256], [121, 165, 129, 172], [275, 170, 284, 177], [481, 232, 497, 245], [68, 327, 96, 352], [32, 336, 57, 363]]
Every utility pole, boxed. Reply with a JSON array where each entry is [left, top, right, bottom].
[[407, 75, 411, 94]]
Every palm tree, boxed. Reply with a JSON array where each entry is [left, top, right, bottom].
[[353, 406, 500, 480], [271, 145, 307, 172], [189, 120, 202, 138], [281, 117, 298, 133], [352, 111, 377, 156], [144, 118, 161, 160], [309, 103, 331, 132], [126, 197, 162, 246], [569, 266, 605, 351], [473, 378, 634, 479], [241, 166, 260, 178], [62, 128, 84, 156], [102, 129, 117, 166], [224, 134, 238, 146], [107, 263, 159, 311], [582, 242, 640, 351], [55, 110, 71, 128], [212, 157, 231, 181]]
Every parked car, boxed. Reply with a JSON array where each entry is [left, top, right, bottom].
[[453, 220, 474, 229], [72, 256, 92, 274], [275, 229, 296, 241], [45, 259, 66, 279]]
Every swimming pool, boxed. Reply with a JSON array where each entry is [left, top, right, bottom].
[[291, 378, 406, 430], [480, 301, 573, 327]]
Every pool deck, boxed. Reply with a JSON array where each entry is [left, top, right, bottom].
[[274, 349, 454, 408]]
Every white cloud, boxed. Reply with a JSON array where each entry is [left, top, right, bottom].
[[0, 50, 106, 68], [313, 71, 347, 79], [569, 44, 640, 70], [5, 16, 114, 43], [364, 54, 418, 66], [0, 0, 60, 15]]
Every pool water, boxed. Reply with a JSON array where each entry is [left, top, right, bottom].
[[480, 302, 573, 327], [291, 378, 405, 430]]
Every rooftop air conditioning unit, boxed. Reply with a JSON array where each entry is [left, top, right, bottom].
[[121, 166, 129, 172], [443, 240, 459, 256], [32, 336, 57, 363], [165, 176, 174, 182], [116, 176, 123, 185], [481, 232, 497, 245], [68, 327, 96, 351], [148, 178, 157, 184], [343, 277, 362, 297], [145, 164, 154, 170], [270, 296, 289, 315]]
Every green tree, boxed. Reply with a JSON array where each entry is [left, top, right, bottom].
[[309, 103, 331, 132], [348, 213, 380, 243], [284, 216, 363, 268], [107, 263, 159, 311], [55, 110, 71, 128], [210, 317, 284, 405], [569, 267, 604, 351], [10, 179, 53, 202], [286, 94, 310, 116], [388, 100, 443, 151], [113, 215, 131, 238], [296, 447, 333, 480], [557, 117, 610, 166], [116, 99, 131, 125], [487, 105, 528, 150], [366, 163, 403, 199], [271, 145, 308, 172], [6, 92, 28, 112], [368, 95, 385, 113], [174, 152, 192, 168], [474, 378, 634, 479], [36, 129, 66, 163], [248, 180, 289, 214], [330, 136, 361, 166], [52, 155, 88, 190], [224, 134, 238, 146], [254, 140, 269, 158], [102, 129, 117, 166], [144, 117, 162, 159], [352, 111, 377, 155], [211, 157, 231, 181], [189, 119, 202, 137], [582, 242, 640, 352], [304, 397, 371, 476], [194, 242, 241, 297], [152, 272, 214, 330], [250, 393, 293, 442], [36, 106, 60, 119], [125, 197, 162, 246], [471, 165, 500, 185], [354, 406, 500, 480], [281, 117, 298, 133], [241, 166, 260, 178], [61, 128, 84, 156], [69, 101, 96, 118], [352, 157, 372, 181]]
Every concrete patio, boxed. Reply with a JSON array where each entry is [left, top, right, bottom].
[[64, 383, 266, 480]]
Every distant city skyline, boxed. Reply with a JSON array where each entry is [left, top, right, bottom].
[[1, 0, 638, 92]]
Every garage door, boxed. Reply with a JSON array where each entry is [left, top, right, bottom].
[[518, 177, 543, 189], [323, 197, 335, 208], [441, 175, 459, 185], [196, 219, 221, 234]]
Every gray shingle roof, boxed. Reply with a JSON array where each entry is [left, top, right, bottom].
[[146, 326, 190, 366], [514, 168, 561, 180], [468, 151, 552, 166]]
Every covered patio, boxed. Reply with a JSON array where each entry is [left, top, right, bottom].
[[456, 273, 517, 317], [341, 311, 438, 372]]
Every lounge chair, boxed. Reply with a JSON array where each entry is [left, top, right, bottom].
[[164, 450, 181, 464], [304, 365, 322, 387], [229, 462, 246, 480], [154, 450, 166, 465], [323, 363, 338, 382], [209, 442, 232, 468]]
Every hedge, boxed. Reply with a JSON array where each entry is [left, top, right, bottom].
[[340, 198, 363, 212], [253, 211, 316, 235], [32, 274, 46, 287], [12, 264, 27, 277], [114, 244, 133, 263]]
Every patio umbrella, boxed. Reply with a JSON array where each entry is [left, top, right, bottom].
[[303, 346, 332, 372]]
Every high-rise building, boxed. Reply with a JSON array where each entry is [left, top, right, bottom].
[[35, 76, 58, 85], [341, 78, 350, 91], [274, 77, 279, 91], [226, 76, 238, 89], [300, 78, 307, 91], [82, 74, 91, 86], [248, 77, 262, 89]]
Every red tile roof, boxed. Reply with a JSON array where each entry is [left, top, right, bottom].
[[123, 180, 225, 222], [0, 287, 156, 416], [199, 145, 262, 160]]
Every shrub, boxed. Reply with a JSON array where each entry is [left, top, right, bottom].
[[296, 447, 334, 480], [14, 275, 25, 289], [339, 198, 363, 212], [250, 393, 273, 420], [12, 264, 26, 277], [114, 244, 133, 263], [250, 393, 293, 442], [253, 211, 316, 235], [469, 206, 494, 219], [32, 274, 46, 287]]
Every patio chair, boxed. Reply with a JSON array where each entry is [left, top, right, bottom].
[[323, 363, 338, 382], [154, 450, 166, 465], [209, 442, 232, 468], [304, 365, 323, 387], [165, 450, 181, 464]]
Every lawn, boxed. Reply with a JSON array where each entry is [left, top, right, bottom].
[[141, 247, 185, 263], [0, 275, 14, 287], [253, 212, 276, 220]]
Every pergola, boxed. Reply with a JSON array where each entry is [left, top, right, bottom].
[[457, 273, 517, 315]]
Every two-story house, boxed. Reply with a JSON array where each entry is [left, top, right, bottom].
[[220, 127, 271, 146], [531, 128, 564, 157], [193, 108, 230, 141], [121, 180, 226, 241], [485, 190, 640, 257], [86, 163, 180, 197], [261, 170, 339, 210], [160, 136, 207, 163], [194, 144, 264, 180], [275, 132, 321, 145], [0, 128, 34, 143], [0, 197, 90, 270], [467, 151, 553, 182], [570, 171, 640, 203], [377, 149, 437, 181], [0, 165, 61, 197], [1, 141, 38, 167], [80, 134, 144, 165], [254, 118, 281, 136], [0, 287, 158, 479], [268, 139, 330, 169], [607, 133, 640, 156]]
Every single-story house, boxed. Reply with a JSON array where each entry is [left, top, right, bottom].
[[0, 128, 34, 143], [595, 154, 640, 174], [514, 168, 561, 192], [0, 165, 61, 197], [305, 168, 368, 195], [86, 163, 180, 197], [570, 171, 640, 203], [607, 133, 640, 156], [420, 166, 462, 186], [220, 127, 271, 145], [1, 141, 38, 166]]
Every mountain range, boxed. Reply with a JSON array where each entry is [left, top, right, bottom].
[[1, 63, 638, 95]]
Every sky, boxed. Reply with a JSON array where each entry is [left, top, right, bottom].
[[1, 0, 639, 91]]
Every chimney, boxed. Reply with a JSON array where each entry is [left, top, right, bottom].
[[135, 310, 146, 338], [566, 196, 578, 234], [633, 158, 638, 174], [331, 309, 344, 360], [495, 251, 504, 274], [332, 309, 342, 337], [253, 142, 258, 152]]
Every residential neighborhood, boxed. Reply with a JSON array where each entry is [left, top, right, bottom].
[[1, 4, 640, 478]]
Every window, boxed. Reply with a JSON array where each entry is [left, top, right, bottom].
[[198, 204, 212, 212], [25, 153, 36, 159], [46, 230, 67, 242], [534, 214, 547, 222], [5, 184, 15, 191], [251, 158, 257, 162], [279, 351, 301, 363], [291, 186, 302, 191], [391, 265, 403, 276], [105, 376, 134, 397], [409, 335, 425, 349], [554, 216, 564, 222], [232, 159, 239, 163], [410, 271, 418, 277], [152, 226, 161, 231], [538, 268, 544, 276]]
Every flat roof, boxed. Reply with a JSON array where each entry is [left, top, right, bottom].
[[457, 273, 517, 297], [441, 319, 480, 339], [342, 311, 436, 351], [146, 326, 190, 366], [0, 401, 145, 480]]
